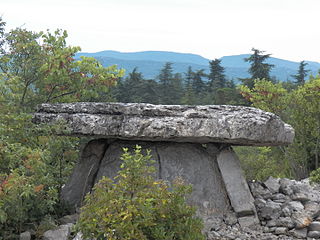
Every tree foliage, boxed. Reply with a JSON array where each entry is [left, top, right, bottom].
[[0, 18, 123, 237], [241, 48, 275, 88], [77, 146, 205, 240], [208, 59, 226, 90], [292, 60, 310, 85], [238, 77, 320, 179]]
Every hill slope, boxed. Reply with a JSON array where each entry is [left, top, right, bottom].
[[76, 51, 320, 82]]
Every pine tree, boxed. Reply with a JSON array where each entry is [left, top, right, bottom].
[[181, 66, 196, 105], [157, 62, 182, 104], [292, 61, 310, 85], [192, 69, 206, 95], [242, 48, 274, 88], [208, 59, 226, 91]]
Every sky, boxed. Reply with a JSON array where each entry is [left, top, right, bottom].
[[1, 0, 320, 62]]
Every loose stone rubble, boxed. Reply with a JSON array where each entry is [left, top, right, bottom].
[[248, 177, 320, 239], [34, 178, 320, 240]]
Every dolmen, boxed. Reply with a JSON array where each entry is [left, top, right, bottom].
[[32, 102, 294, 228]]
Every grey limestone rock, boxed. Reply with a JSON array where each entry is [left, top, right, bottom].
[[33, 102, 294, 146], [292, 212, 313, 229], [216, 148, 258, 223], [238, 215, 260, 228], [308, 230, 320, 238], [249, 181, 272, 199], [19, 231, 31, 240], [279, 178, 294, 196], [61, 139, 109, 209], [289, 228, 308, 238], [309, 221, 320, 231], [260, 200, 282, 220], [287, 201, 305, 212], [43, 224, 73, 240], [264, 177, 280, 194], [274, 227, 288, 235]]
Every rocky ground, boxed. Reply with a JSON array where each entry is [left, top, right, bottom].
[[205, 177, 320, 240], [20, 177, 320, 240]]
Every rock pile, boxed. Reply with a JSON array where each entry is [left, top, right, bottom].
[[249, 177, 320, 239], [32, 177, 320, 240]]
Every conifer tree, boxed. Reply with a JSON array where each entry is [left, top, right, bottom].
[[292, 61, 309, 85], [181, 66, 196, 105], [241, 48, 274, 88], [208, 59, 226, 91], [191, 69, 206, 96], [157, 62, 182, 104]]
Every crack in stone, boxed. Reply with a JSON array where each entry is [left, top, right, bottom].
[[155, 145, 162, 179], [80, 140, 110, 205]]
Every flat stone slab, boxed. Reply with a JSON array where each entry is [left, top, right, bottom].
[[33, 102, 294, 146], [216, 147, 258, 223]]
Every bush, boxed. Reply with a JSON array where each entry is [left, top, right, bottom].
[[234, 146, 292, 181], [76, 145, 205, 240], [310, 168, 320, 184]]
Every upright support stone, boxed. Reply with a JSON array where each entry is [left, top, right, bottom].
[[216, 147, 259, 227], [61, 139, 108, 209]]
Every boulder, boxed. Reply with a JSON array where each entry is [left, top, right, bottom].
[[43, 224, 73, 240], [309, 221, 320, 231], [308, 230, 320, 238], [264, 177, 280, 194], [19, 231, 31, 240], [33, 102, 294, 146]]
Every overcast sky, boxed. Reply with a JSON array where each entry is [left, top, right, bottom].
[[1, 0, 320, 62]]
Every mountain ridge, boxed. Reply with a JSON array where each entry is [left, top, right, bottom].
[[76, 50, 320, 82]]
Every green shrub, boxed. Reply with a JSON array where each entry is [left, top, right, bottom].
[[234, 146, 292, 181], [310, 168, 320, 184], [76, 145, 205, 240]]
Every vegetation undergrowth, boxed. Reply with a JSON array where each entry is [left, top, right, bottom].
[[310, 168, 320, 184], [76, 146, 205, 240]]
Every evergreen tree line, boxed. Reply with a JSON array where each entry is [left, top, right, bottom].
[[108, 48, 311, 106], [112, 60, 243, 106]]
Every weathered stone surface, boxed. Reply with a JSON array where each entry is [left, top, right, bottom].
[[289, 228, 308, 238], [274, 227, 287, 235], [264, 176, 280, 194], [61, 139, 109, 209], [279, 178, 294, 195], [308, 230, 320, 238], [19, 231, 31, 240], [309, 221, 320, 231], [260, 200, 282, 220], [249, 181, 272, 199], [63, 140, 232, 216], [43, 224, 73, 240], [287, 201, 304, 212], [216, 148, 259, 225], [238, 215, 260, 228], [33, 102, 294, 146], [292, 212, 312, 229]]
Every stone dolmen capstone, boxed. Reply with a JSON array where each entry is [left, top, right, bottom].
[[33, 102, 294, 228]]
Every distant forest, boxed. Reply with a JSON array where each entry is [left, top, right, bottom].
[[106, 48, 312, 106]]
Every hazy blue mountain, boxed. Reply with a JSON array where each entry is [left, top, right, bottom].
[[76, 51, 320, 82]]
